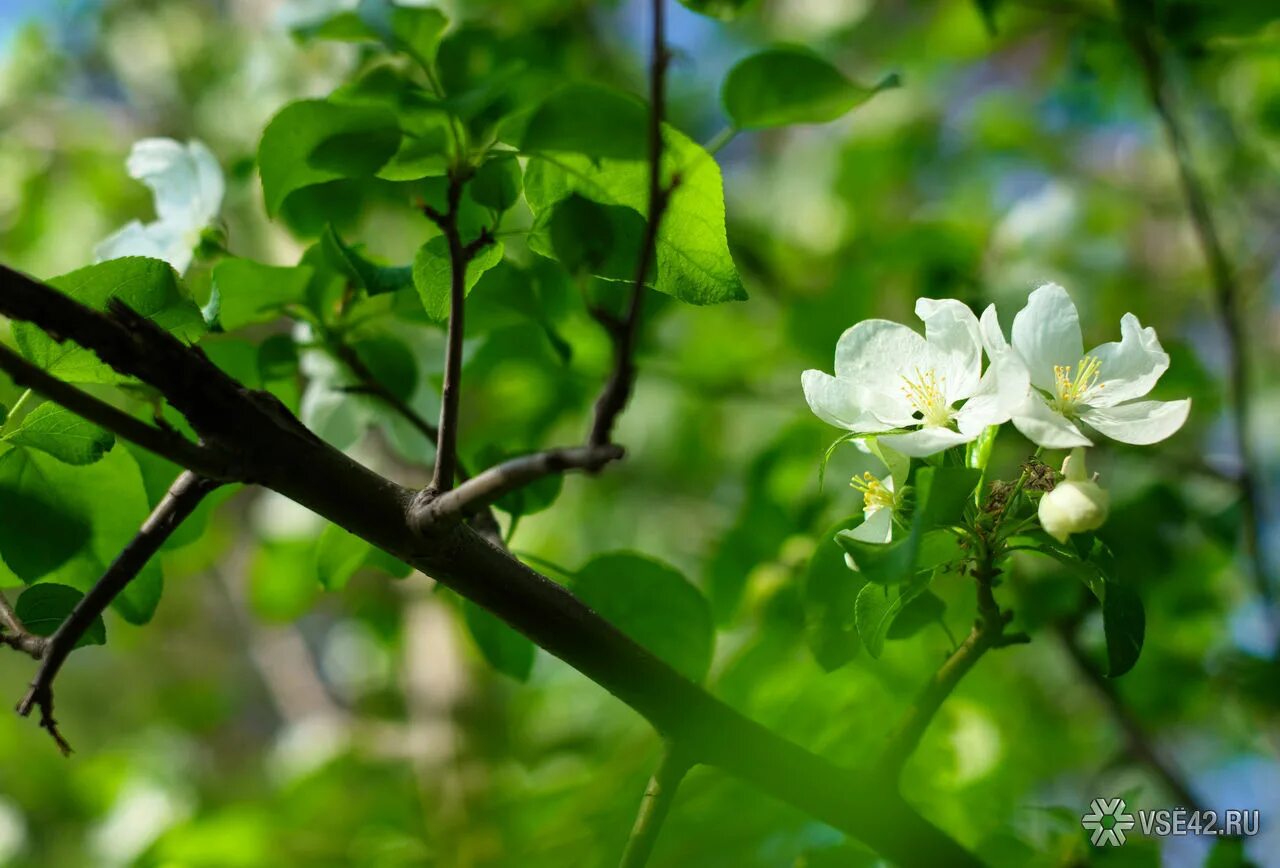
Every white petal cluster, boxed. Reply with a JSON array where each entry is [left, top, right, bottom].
[[96, 138, 224, 274], [802, 299, 1023, 457], [979, 283, 1190, 448], [803, 283, 1190, 454]]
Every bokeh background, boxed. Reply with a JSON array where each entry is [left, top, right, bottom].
[[1, 0, 1279, 865]]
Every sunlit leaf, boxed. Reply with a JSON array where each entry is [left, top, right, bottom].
[[3, 402, 115, 465], [722, 47, 898, 130]]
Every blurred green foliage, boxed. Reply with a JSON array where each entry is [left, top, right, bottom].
[[0, 0, 1279, 866]]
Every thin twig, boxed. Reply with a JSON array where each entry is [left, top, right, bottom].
[[1056, 620, 1204, 810], [619, 742, 692, 868], [333, 341, 438, 443], [15, 471, 219, 753], [411, 444, 624, 533], [588, 0, 673, 448], [423, 180, 494, 493], [0, 591, 46, 659], [0, 343, 233, 479], [1120, 4, 1273, 612], [877, 547, 1028, 780]]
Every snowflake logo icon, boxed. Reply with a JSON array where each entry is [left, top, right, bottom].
[[1081, 798, 1136, 846]]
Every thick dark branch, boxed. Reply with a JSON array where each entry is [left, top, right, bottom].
[[0, 265, 979, 866], [411, 443, 624, 531], [15, 471, 219, 752], [0, 343, 233, 479], [1056, 620, 1204, 811], [619, 742, 692, 868], [1120, 5, 1272, 609], [588, 0, 673, 448]]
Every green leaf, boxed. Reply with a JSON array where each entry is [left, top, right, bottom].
[[523, 126, 745, 305], [15, 583, 105, 647], [412, 237, 504, 321], [0, 448, 91, 580], [315, 523, 372, 592], [0, 447, 162, 623], [573, 552, 714, 682], [678, 0, 754, 20], [1102, 579, 1145, 677], [319, 226, 414, 297], [722, 47, 898, 130], [855, 574, 931, 659], [532, 194, 650, 280], [13, 258, 204, 384], [3, 402, 114, 465], [470, 153, 523, 212], [462, 599, 535, 681], [800, 516, 866, 671], [0, 401, 8, 428], [839, 466, 979, 584], [356, 0, 448, 71], [258, 99, 401, 216], [206, 258, 313, 331], [885, 590, 946, 641], [521, 83, 648, 160]]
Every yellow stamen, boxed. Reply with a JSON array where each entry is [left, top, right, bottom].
[[851, 472, 895, 512], [1052, 355, 1103, 412], [900, 367, 952, 427]]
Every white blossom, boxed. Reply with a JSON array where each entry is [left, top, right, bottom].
[[95, 138, 224, 274], [980, 283, 1190, 448], [1038, 447, 1109, 543], [838, 440, 908, 569], [802, 298, 1023, 457]]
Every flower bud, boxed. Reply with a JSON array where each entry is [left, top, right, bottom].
[[1038, 448, 1109, 543]]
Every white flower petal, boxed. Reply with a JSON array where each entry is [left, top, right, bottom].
[[915, 298, 982, 400], [126, 138, 224, 230], [978, 303, 1010, 356], [848, 507, 893, 544], [833, 319, 930, 396], [1086, 313, 1169, 407], [1010, 394, 1092, 448], [1078, 399, 1190, 445], [95, 220, 194, 273], [1011, 283, 1084, 392], [877, 426, 973, 457], [801, 370, 895, 433], [955, 348, 1030, 435]]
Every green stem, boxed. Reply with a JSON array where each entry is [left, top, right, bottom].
[[1, 388, 33, 435], [619, 743, 692, 868], [703, 125, 738, 156]]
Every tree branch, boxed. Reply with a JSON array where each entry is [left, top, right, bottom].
[[424, 179, 495, 493], [877, 547, 1028, 780], [0, 342, 234, 480], [1055, 619, 1204, 811], [0, 591, 46, 659], [619, 742, 692, 868], [1120, 3, 1273, 612], [14, 471, 219, 753], [0, 264, 979, 866], [588, 0, 673, 448], [332, 340, 438, 443], [411, 443, 624, 532]]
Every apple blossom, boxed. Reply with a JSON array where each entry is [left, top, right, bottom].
[[802, 298, 1022, 457], [979, 283, 1190, 448], [96, 138, 224, 274]]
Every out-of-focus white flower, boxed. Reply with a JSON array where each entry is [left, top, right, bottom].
[[980, 283, 1191, 448], [1038, 447, 1110, 543], [96, 138, 224, 273], [803, 298, 1024, 457]]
